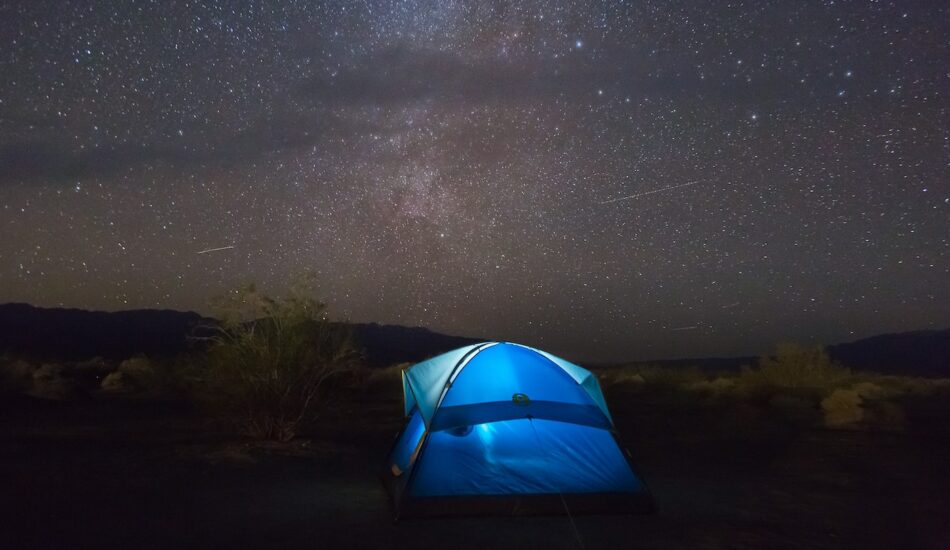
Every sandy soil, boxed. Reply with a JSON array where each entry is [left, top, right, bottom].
[[2, 386, 948, 549]]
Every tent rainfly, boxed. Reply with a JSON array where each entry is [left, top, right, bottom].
[[381, 342, 656, 518]]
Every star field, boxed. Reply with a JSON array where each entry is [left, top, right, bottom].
[[0, 1, 947, 361]]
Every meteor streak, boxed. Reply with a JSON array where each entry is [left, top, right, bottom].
[[197, 245, 235, 254], [600, 180, 701, 204]]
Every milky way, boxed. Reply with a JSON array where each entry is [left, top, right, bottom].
[[1, 1, 947, 361]]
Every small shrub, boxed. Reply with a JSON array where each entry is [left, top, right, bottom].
[[98, 355, 183, 395], [597, 369, 645, 388], [594, 369, 617, 386], [30, 364, 81, 400], [604, 364, 705, 391], [624, 373, 647, 385], [881, 376, 950, 397], [100, 371, 133, 392], [0, 358, 37, 392], [851, 381, 893, 401], [821, 389, 863, 427], [118, 356, 154, 381], [686, 377, 735, 395]]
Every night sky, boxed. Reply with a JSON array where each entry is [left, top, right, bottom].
[[1, 1, 947, 362]]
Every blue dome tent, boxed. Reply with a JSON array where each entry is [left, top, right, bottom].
[[382, 342, 656, 518]]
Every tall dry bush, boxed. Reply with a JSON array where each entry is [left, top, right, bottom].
[[737, 343, 851, 398], [201, 280, 360, 441]]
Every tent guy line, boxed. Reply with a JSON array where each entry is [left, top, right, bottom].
[[599, 180, 701, 204]]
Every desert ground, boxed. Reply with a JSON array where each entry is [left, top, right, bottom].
[[4, 369, 949, 550]]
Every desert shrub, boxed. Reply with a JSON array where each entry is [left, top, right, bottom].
[[820, 384, 907, 431], [99, 356, 152, 393], [30, 363, 82, 400], [622, 373, 647, 385], [100, 371, 130, 392], [644, 365, 706, 389], [0, 357, 37, 392], [597, 369, 627, 388], [876, 376, 950, 398], [736, 343, 851, 400], [838, 380, 908, 431], [99, 355, 184, 395], [821, 389, 863, 427], [686, 376, 736, 395], [601, 364, 705, 391], [200, 281, 361, 441], [118, 356, 154, 382], [596, 369, 629, 387], [850, 381, 894, 401]]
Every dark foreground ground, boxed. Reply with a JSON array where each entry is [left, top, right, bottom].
[[3, 385, 949, 550]]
